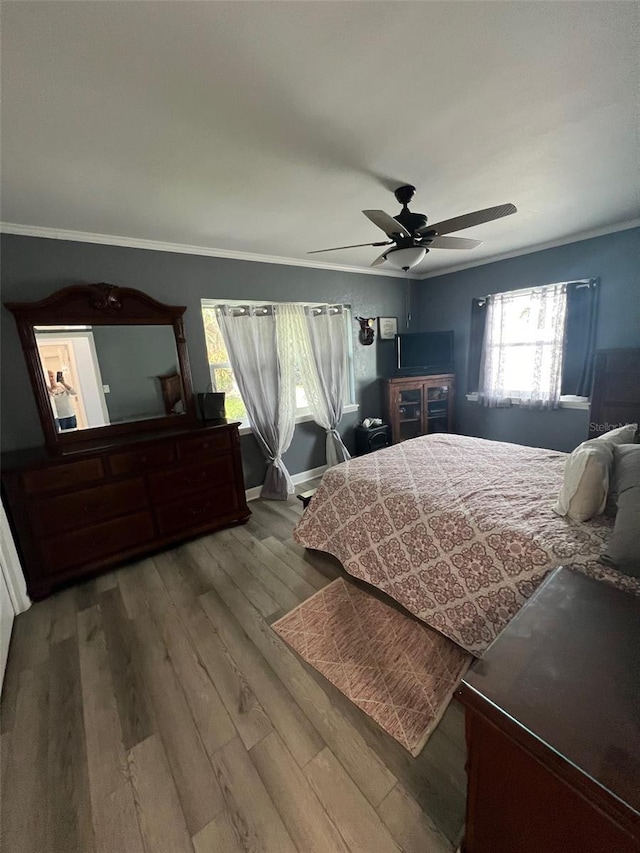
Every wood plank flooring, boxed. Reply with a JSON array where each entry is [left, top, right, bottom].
[[0, 486, 466, 853]]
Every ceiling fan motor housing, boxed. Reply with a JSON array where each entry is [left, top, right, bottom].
[[394, 210, 429, 234]]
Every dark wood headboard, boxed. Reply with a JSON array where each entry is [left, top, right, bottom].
[[588, 348, 640, 439]]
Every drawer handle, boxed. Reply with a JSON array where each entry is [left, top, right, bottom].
[[191, 503, 210, 516], [184, 472, 208, 485]]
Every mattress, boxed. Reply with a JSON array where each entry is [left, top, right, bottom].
[[293, 434, 640, 655]]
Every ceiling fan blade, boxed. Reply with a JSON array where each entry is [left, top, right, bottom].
[[370, 251, 389, 267], [308, 240, 392, 255], [362, 210, 411, 238], [426, 236, 483, 250], [420, 203, 517, 236]]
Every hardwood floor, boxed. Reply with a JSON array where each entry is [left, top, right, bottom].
[[0, 487, 466, 853]]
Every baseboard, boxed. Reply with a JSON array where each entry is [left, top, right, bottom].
[[245, 464, 327, 503], [245, 485, 264, 503]]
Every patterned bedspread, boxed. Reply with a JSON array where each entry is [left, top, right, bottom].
[[293, 434, 640, 656]]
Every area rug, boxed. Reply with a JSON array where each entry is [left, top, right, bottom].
[[272, 577, 472, 756]]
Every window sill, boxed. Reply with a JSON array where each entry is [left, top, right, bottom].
[[465, 393, 589, 410], [237, 403, 360, 436]]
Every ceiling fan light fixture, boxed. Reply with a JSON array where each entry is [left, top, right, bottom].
[[384, 246, 427, 270]]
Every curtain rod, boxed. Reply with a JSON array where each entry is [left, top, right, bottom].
[[216, 303, 346, 317], [206, 298, 351, 310], [474, 279, 596, 305]]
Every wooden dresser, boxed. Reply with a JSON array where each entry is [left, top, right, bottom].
[[456, 567, 640, 853], [1, 422, 250, 600]]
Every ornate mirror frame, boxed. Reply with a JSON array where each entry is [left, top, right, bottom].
[[5, 283, 197, 453]]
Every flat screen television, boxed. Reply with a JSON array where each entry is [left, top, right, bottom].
[[396, 330, 453, 375]]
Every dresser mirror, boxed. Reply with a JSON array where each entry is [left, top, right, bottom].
[[6, 283, 197, 452]]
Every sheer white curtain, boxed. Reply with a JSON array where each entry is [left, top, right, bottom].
[[478, 283, 568, 410], [216, 305, 296, 500], [278, 303, 351, 467]]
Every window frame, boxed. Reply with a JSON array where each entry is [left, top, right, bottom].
[[465, 391, 589, 409], [466, 281, 593, 410], [201, 298, 359, 433]]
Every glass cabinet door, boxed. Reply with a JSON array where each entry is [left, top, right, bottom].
[[397, 387, 423, 442], [426, 384, 449, 433]]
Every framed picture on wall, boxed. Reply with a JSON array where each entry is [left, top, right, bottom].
[[378, 317, 398, 340]]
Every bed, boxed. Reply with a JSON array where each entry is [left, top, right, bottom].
[[293, 433, 640, 656]]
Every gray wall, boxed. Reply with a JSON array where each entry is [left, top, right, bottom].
[[413, 227, 640, 452], [92, 325, 178, 423], [1, 234, 405, 486]]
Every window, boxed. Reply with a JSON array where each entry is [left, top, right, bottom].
[[201, 300, 356, 428], [466, 280, 598, 409], [202, 305, 247, 421]]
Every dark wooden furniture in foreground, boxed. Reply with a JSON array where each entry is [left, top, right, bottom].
[[1, 421, 250, 600], [456, 567, 640, 853], [384, 374, 455, 444], [588, 347, 640, 440]]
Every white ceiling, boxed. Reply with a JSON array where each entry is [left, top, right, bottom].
[[2, 1, 639, 277]]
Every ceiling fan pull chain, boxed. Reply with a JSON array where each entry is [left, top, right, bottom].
[[405, 276, 412, 329]]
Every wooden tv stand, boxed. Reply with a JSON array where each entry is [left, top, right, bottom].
[[384, 373, 455, 443]]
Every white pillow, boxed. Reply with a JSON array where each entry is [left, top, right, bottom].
[[553, 423, 638, 521], [590, 423, 638, 445]]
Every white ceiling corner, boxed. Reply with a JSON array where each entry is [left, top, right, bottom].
[[1, 2, 638, 276]]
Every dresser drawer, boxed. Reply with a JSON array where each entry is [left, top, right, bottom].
[[40, 511, 155, 575], [148, 455, 234, 504], [155, 485, 239, 536], [32, 478, 148, 537], [177, 431, 231, 462], [107, 444, 175, 476], [22, 457, 105, 495]]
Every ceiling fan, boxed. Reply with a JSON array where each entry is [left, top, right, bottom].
[[309, 185, 517, 271]]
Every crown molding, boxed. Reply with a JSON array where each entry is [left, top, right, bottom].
[[3, 217, 636, 283], [0, 221, 420, 280], [416, 218, 640, 280]]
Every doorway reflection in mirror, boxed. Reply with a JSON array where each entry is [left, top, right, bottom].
[[35, 324, 183, 432], [37, 327, 109, 431]]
